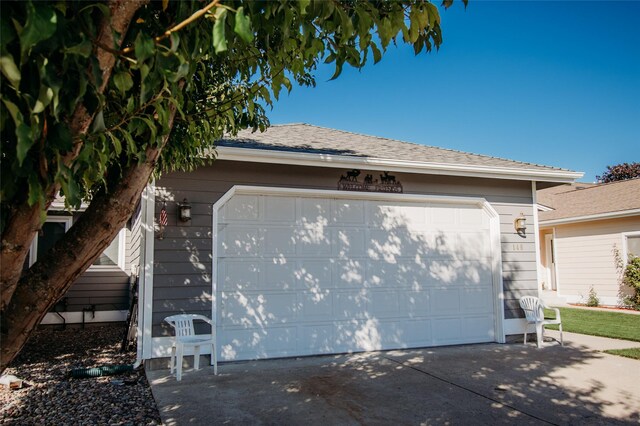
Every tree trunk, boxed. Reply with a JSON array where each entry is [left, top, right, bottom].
[[0, 142, 165, 371], [0, 0, 146, 311], [1, 82, 178, 371]]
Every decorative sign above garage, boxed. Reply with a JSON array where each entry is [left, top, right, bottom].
[[337, 169, 403, 193]]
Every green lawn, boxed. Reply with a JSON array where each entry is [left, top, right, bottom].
[[604, 348, 640, 360], [544, 307, 640, 342]]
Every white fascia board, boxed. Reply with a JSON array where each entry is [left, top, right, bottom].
[[536, 203, 554, 212], [539, 209, 640, 226], [215, 146, 584, 184]]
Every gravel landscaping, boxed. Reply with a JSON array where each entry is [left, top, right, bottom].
[[1, 324, 161, 425]]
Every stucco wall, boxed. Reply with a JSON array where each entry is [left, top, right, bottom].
[[150, 160, 537, 337]]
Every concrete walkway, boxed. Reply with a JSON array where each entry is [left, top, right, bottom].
[[147, 332, 640, 425]]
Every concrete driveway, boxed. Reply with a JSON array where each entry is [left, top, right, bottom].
[[147, 331, 640, 425]]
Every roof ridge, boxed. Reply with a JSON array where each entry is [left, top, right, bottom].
[[277, 123, 570, 172]]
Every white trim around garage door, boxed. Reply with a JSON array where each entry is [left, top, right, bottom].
[[208, 185, 506, 360]]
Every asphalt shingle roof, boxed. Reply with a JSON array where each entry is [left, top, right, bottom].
[[217, 124, 574, 173], [538, 178, 640, 222]]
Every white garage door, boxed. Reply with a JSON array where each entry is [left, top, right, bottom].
[[214, 189, 498, 361]]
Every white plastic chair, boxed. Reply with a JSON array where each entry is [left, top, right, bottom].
[[519, 296, 563, 348], [164, 314, 217, 381]]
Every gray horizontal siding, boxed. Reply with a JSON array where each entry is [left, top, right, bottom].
[[152, 160, 537, 336], [59, 270, 129, 312]]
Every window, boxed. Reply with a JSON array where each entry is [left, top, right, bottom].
[[26, 216, 126, 271], [27, 216, 73, 267], [91, 230, 126, 269], [625, 233, 640, 260]]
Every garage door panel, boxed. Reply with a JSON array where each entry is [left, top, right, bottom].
[[216, 193, 497, 361], [457, 231, 492, 259], [302, 324, 334, 353], [427, 260, 493, 286], [219, 326, 297, 360], [463, 288, 494, 314], [219, 226, 261, 257], [458, 206, 489, 228], [334, 291, 368, 319], [332, 199, 365, 224], [222, 261, 260, 291], [301, 291, 333, 320], [334, 259, 365, 287], [431, 288, 461, 314], [463, 316, 495, 340], [221, 195, 259, 222], [333, 228, 367, 257], [221, 292, 297, 326], [366, 260, 401, 287], [296, 260, 332, 290], [264, 196, 296, 222], [264, 261, 296, 290], [264, 227, 296, 256], [368, 202, 428, 230], [369, 291, 401, 318], [300, 198, 330, 225], [296, 225, 331, 256], [433, 318, 462, 344], [400, 291, 431, 316]]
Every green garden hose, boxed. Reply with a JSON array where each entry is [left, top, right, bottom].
[[70, 364, 134, 378]]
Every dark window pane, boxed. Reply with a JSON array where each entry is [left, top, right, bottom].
[[37, 222, 67, 260]]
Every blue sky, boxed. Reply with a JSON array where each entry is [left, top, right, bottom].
[[268, 1, 639, 182]]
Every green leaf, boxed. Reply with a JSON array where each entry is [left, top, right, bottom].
[[65, 39, 93, 58], [298, 0, 310, 15], [329, 59, 343, 81], [234, 7, 254, 43], [15, 122, 33, 165], [107, 131, 122, 155], [370, 43, 382, 64], [27, 174, 43, 206], [20, 2, 57, 60], [33, 85, 54, 113], [4, 98, 34, 165], [0, 54, 21, 88], [135, 32, 155, 63], [213, 8, 228, 53], [91, 109, 105, 133], [113, 72, 134, 96]]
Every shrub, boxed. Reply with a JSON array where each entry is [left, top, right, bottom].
[[622, 256, 640, 309], [586, 286, 600, 307]]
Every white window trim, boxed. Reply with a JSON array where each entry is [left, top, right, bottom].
[[622, 231, 640, 264], [88, 228, 127, 271], [28, 216, 126, 271], [28, 216, 73, 266]]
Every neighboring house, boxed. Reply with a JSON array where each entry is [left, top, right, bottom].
[[28, 198, 143, 325], [537, 179, 640, 306], [132, 123, 582, 364]]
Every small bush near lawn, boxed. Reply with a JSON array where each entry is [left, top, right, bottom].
[[604, 348, 640, 360], [545, 307, 640, 342]]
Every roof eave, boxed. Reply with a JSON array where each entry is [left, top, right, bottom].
[[215, 146, 583, 183], [539, 209, 640, 226]]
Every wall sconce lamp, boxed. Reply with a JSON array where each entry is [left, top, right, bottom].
[[514, 212, 527, 234], [178, 198, 192, 222]]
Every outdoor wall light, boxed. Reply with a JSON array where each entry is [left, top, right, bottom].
[[178, 198, 192, 222], [514, 213, 527, 234]]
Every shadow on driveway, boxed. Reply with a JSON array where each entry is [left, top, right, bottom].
[[147, 334, 640, 425]]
